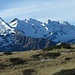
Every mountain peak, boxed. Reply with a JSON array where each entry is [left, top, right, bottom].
[[29, 18, 35, 20], [0, 17, 2, 19], [45, 19, 51, 24], [0, 17, 6, 23], [62, 21, 70, 25], [29, 18, 40, 22], [13, 18, 19, 21], [28, 18, 42, 25], [10, 18, 19, 23], [48, 19, 51, 22], [0, 17, 3, 20]]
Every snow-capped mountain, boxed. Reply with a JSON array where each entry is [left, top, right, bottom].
[[0, 17, 56, 51], [9, 18, 75, 43], [0, 17, 14, 35], [9, 18, 48, 38], [0, 17, 75, 51], [0, 17, 15, 47]]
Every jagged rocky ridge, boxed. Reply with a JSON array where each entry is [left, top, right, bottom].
[[0, 17, 75, 51], [0, 18, 56, 51], [15, 32, 55, 51], [9, 18, 75, 42]]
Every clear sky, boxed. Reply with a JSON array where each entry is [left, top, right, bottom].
[[0, 0, 75, 25]]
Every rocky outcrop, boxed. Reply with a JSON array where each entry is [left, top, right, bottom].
[[14, 32, 56, 51]]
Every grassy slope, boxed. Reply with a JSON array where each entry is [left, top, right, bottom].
[[0, 47, 75, 75]]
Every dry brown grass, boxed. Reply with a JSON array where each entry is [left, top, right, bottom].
[[0, 48, 75, 75]]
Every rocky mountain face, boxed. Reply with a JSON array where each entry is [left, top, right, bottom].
[[0, 17, 75, 51], [15, 32, 55, 51]]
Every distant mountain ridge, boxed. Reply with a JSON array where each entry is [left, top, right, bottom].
[[0, 17, 75, 51], [9, 18, 75, 42]]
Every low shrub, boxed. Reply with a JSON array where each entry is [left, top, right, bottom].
[[0, 63, 7, 70], [3, 52, 12, 55], [42, 43, 72, 51], [53, 68, 75, 75], [65, 57, 71, 61], [22, 69, 35, 75], [9, 58, 26, 65], [42, 47, 54, 51], [31, 54, 40, 60], [43, 52, 60, 58], [57, 43, 72, 49], [31, 52, 60, 60]]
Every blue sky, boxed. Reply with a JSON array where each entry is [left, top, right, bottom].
[[0, 0, 75, 25]]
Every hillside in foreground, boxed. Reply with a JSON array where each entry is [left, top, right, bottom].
[[0, 44, 75, 75]]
